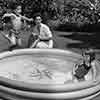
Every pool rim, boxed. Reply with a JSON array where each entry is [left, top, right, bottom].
[[0, 48, 100, 93]]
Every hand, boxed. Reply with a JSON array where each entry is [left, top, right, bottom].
[[93, 79, 98, 85], [98, 19, 100, 22], [38, 35, 42, 39], [30, 18, 33, 21], [93, 78, 97, 82], [32, 32, 37, 36], [73, 71, 76, 75]]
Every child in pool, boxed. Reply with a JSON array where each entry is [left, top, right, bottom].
[[72, 49, 96, 82], [2, 4, 33, 50]]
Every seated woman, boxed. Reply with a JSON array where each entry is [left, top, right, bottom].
[[72, 49, 96, 82], [28, 13, 53, 48]]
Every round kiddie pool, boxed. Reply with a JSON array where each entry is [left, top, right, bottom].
[[0, 49, 100, 100]]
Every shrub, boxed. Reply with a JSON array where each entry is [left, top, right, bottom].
[[0, 0, 100, 31]]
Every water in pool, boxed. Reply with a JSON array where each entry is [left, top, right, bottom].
[[0, 55, 81, 84]]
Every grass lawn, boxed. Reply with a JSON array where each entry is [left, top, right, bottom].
[[0, 30, 100, 100]]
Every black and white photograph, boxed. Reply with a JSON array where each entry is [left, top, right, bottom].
[[0, 0, 100, 100]]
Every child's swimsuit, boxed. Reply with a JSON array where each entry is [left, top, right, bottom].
[[74, 63, 91, 80]]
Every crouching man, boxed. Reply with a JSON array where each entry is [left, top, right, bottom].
[[28, 13, 53, 48]]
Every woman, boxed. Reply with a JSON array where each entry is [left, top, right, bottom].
[[2, 4, 33, 50]]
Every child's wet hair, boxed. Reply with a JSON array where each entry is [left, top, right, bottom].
[[85, 49, 95, 62]]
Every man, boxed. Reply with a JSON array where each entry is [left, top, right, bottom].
[[29, 13, 53, 48]]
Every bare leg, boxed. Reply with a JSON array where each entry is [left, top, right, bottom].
[[17, 38, 22, 47], [3, 33, 17, 51], [9, 34, 16, 45]]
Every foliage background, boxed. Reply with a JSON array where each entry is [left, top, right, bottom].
[[0, 0, 100, 31]]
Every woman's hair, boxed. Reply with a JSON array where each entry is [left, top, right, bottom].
[[8, 2, 21, 10]]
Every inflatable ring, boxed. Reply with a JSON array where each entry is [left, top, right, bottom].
[[0, 49, 100, 100]]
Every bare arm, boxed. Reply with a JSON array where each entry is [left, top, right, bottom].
[[21, 15, 33, 22], [30, 33, 40, 48], [48, 39, 53, 48], [72, 64, 77, 75], [72, 60, 82, 75], [30, 38, 40, 48], [2, 13, 16, 19], [91, 61, 96, 81]]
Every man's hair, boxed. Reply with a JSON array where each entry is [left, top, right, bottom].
[[33, 13, 42, 20]]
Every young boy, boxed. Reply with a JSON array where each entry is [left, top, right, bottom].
[[28, 13, 53, 48], [72, 49, 96, 82], [2, 4, 33, 50]]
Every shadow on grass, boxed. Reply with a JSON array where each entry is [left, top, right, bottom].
[[58, 32, 100, 49], [56, 23, 100, 33], [67, 42, 93, 49]]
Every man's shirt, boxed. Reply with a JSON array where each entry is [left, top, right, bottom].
[[32, 23, 52, 39]]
